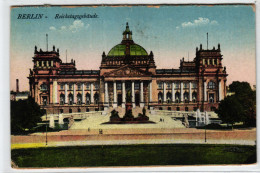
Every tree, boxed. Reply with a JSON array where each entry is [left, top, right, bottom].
[[215, 95, 244, 127], [11, 97, 44, 134], [216, 81, 256, 127], [229, 81, 252, 96]]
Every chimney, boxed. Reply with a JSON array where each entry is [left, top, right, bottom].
[[16, 79, 19, 93], [200, 44, 202, 50]]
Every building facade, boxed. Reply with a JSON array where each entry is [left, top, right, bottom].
[[28, 23, 228, 114]]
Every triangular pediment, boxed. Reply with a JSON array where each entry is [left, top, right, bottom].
[[103, 65, 152, 77]]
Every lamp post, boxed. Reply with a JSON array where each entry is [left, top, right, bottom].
[[45, 106, 48, 146], [204, 123, 207, 143]]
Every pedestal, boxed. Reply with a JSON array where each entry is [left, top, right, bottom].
[[113, 103, 117, 108], [49, 116, 55, 128]]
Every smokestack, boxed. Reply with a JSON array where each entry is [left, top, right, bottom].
[[16, 79, 19, 93]]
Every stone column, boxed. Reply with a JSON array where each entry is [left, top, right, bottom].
[[149, 81, 152, 102], [140, 81, 144, 108], [122, 81, 126, 108], [65, 83, 68, 104], [49, 83, 53, 104], [219, 80, 222, 101], [104, 82, 109, 110], [172, 82, 175, 103], [132, 81, 136, 108], [73, 83, 76, 104], [104, 82, 108, 104], [90, 83, 94, 104], [163, 82, 166, 103], [82, 83, 85, 104], [51, 61, 53, 67], [36, 61, 39, 67], [113, 81, 117, 108], [180, 82, 183, 102], [53, 80, 58, 104], [204, 81, 207, 101], [189, 81, 192, 102]]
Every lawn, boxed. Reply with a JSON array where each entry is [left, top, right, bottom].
[[11, 144, 256, 168]]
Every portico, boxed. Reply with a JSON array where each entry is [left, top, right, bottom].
[[103, 79, 151, 109]]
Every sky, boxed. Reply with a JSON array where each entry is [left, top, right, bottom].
[[10, 5, 256, 91]]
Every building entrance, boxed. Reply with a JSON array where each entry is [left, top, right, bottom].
[[117, 94, 122, 106], [135, 93, 140, 106]]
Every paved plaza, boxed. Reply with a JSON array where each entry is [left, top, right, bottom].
[[11, 111, 256, 149]]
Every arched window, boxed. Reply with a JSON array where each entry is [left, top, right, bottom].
[[86, 93, 90, 105], [166, 92, 172, 103], [68, 93, 73, 105], [60, 93, 65, 105], [77, 93, 82, 105], [175, 92, 180, 103], [158, 92, 163, 103], [184, 92, 189, 103], [192, 92, 197, 103], [40, 83, 48, 91], [94, 93, 99, 105], [208, 81, 216, 89]]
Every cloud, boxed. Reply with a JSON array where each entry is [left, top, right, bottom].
[[60, 26, 67, 30], [69, 20, 84, 33], [178, 17, 218, 29], [49, 26, 56, 31], [49, 20, 85, 33]]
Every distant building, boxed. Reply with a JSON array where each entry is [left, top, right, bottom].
[[28, 23, 228, 114], [10, 91, 29, 101], [10, 79, 29, 101]]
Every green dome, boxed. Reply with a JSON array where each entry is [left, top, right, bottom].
[[107, 43, 148, 56]]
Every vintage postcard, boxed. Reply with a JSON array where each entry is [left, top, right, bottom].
[[10, 4, 256, 169]]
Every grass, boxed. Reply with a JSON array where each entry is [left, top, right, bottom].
[[11, 144, 256, 168]]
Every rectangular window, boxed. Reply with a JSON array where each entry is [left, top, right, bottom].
[[175, 83, 180, 89], [134, 83, 140, 90], [77, 83, 81, 90], [86, 83, 90, 90], [95, 83, 99, 90], [117, 83, 122, 90], [167, 83, 171, 89], [69, 84, 73, 90], [158, 82, 163, 89], [192, 82, 197, 89], [184, 83, 188, 89], [60, 84, 64, 90]]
